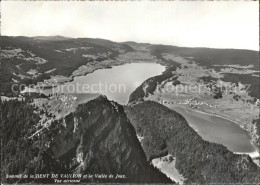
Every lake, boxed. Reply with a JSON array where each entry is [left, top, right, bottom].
[[52, 63, 165, 105], [168, 105, 258, 156]]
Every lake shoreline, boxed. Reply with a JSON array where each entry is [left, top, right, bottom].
[[22, 60, 163, 95], [167, 103, 260, 158]]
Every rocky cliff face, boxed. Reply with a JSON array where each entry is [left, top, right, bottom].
[[2, 95, 172, 183], [49, 95, 171, 183]]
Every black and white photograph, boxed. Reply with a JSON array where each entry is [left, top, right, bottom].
[[0, 1, 259, 184]]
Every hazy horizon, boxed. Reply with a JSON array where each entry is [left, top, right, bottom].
[[1, 1, 259, 51], [1, 34, 259, 51]]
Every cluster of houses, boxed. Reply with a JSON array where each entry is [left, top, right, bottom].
[[180, 99, 217, 108], [59, 94, 77, 110], [49, 93, 77, 113], [157, 98, 217, 109]]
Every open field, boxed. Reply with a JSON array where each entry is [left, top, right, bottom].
[[152, 154, 185, 184]]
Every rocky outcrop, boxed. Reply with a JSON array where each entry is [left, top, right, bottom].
[[49, 95, 171, 183]]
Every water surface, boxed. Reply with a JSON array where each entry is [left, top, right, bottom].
[[54, 63, 165, 105], [169, 105, 257, 154]]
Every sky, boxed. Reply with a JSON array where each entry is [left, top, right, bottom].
[[1, 1, 259, 50]]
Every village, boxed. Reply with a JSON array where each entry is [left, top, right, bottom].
[[157, 97, 217, 109]]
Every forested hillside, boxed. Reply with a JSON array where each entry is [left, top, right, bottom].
[[129, 65, 180, 103], [253, 118, 260, 150], [0, 97, 172, 184], [125, 101, 260, 183], [221, 73, 260, 99]]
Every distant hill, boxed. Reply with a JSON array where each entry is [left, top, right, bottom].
[[149, 44, 259, 70], [33, 35, 72, 41]]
